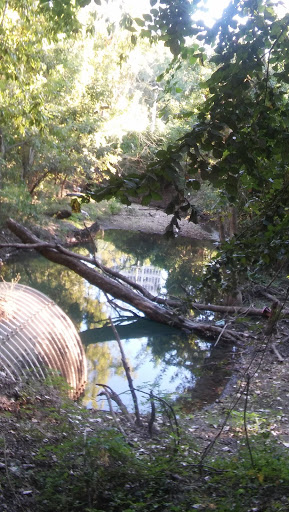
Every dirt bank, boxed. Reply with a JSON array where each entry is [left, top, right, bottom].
[[97, 204, 219, 240]]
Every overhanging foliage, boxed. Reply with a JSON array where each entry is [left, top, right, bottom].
[[90, 0, 289, 284]]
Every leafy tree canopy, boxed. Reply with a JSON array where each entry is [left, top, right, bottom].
[[89, 0, 289, 288]]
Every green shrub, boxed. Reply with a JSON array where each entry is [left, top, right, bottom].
[[0, 183, 40, 225], [206, 435, 289, 511]]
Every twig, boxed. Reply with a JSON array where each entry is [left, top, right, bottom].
[[101, 388, 127, 436], [148, 390, 156, 438], [244, 374, 254, 468], [105, 294, 137, 318], [135, 388, 180, 450], [271, 343, 284, 363], [265, 260, 286, 290], [96, 383, 133, 425], [213, 322, 230, 347], [109, 318, 142, 427]]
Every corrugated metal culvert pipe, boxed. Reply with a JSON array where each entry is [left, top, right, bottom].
[[0, 282, 87, 399]]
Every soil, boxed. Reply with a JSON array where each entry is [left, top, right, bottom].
[[97, 204, 219, 240]]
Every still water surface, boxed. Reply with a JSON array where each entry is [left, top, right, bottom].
[[2, 230, 232, 411]]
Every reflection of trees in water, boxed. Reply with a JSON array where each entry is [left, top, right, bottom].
[[176, 343, 233, 411], [103, 230, 215, 298], [1, 252, 107, 330], [148, 332, 233, 411], [148, 333, 210, 376], [83, 343, 114, 409], [2, 234, 229, 411]]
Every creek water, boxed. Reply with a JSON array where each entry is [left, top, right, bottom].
[[2, 229, 233, 412]]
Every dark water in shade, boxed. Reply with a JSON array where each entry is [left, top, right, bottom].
[[1, 229, 233, 411]]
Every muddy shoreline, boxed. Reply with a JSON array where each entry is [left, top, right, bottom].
[[97, 204, 219, 240]]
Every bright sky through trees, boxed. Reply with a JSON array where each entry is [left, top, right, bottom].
[[196, 0, 289, 24], [105, 0, 289, 28]]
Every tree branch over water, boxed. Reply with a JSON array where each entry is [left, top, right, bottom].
[[4, 218, 271, 342]]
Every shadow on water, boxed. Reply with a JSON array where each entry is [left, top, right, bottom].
[[81, 317, 234, 412], [1, 229, 234, 412]]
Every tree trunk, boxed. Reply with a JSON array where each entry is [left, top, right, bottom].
[[6, 218, 243, 342]]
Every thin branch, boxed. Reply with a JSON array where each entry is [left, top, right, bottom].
[[148, 390, 156, 438], [0, 242, 57, 249], [265, 260, 287, 289], [96, 383, 133, 424], [0, 1, 8, 29], [271, 342, 284, 363], [135, 388, 180, 450], [213, 322, 230, 347], [244, 374, 254, 467], [104, 292, 138, 318], [110, 318, 142, 427], [100, 388, 127, 436], [29, 169, 53, 195]]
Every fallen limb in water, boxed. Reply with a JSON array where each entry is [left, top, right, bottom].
[[4, 219, 263, 342]]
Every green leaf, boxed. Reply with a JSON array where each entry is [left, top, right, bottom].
[[151, 191, 162, 200], [155, 149, 168, 159], [134, 18, 145, 27], [140, 29, 152, 37], [141, 194, 152, 206], [188, 179, 201, 191], [143, 14, 153, 22]]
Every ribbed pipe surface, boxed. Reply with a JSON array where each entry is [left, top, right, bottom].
[[0, 282, 87, 399]]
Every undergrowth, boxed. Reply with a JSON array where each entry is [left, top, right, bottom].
[[26, 401, 289, 512], [0, 379, 289, 511], [31, 428, 289, 512]]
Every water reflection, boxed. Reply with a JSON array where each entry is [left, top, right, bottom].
[[115, 263, 167, 295], [0, 229, 231, 411]]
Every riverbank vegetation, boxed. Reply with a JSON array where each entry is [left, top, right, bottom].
[[1, 334, 289, 512]]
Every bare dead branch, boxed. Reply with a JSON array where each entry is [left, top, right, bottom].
[[110, 318, 142, 427], [96, 383, 133, 424], [99, 387, 127, 436]]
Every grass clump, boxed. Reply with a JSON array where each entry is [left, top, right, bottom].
[[203, 436, 289, 511], [31, 425, 289, 512], [1, 380, 289, 512]]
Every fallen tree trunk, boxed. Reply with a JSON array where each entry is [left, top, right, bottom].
[[6, 218, 246, 342], [0, 240, 277, 318]]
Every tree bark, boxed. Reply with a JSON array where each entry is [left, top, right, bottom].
[[29, 169, 52, 196], [5, 219, 250, 342]]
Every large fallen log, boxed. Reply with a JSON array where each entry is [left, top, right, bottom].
[[0, 241, 276, 318], [6, 218, 246, 342], [10, 217, 282, 343]]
